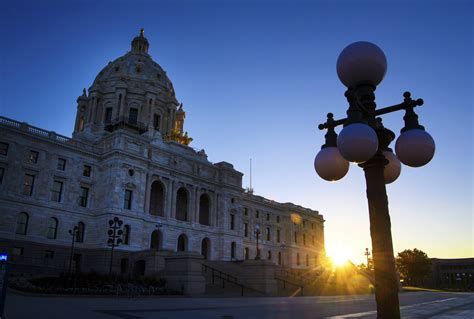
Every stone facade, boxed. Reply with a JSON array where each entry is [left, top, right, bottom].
[[0, 30, 324, 277]]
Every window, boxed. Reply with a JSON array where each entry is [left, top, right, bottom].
[[177, 234, 187, 252], [294, 232, 298, 244], [22, 174, 35, 196], [0, 167, 4, 184], [312, 235, 315, 245], [244, 208, 248, 216], [0, 142, 9, 156], [296, 253, 300, 266], [231, 242, 236, 259], [276, 215, 280, 223], [105, 107, 113, 123], [230, 214, 235, 230], [128, 108, 138, 124], [150, 181, 165, 216], [199, 194, 210, 225], [124, 190, 132, 210], [51, 180, 63, 202], [57, 158, 66, 171], [266, 213, 270, 221], [26, 150, 39, 164], [176, 188, 188, 221], [153, 114, 161, 131], [76, 222, 85, 243], [303, 234, 307, 246], [46, 217, 58, 239], [277, 229, 281, 243], [83, 165, 91, 177], [306, 254, 309, 267], [244, 223, 248, 237], [267, 250, 272, 260], [16, 212, 29, 235], [255, 210, 259, 218], [311, 223, 315, 230], [278, 252, 282, 265], [266, 227, 271, 241], [79, 186, 89, 207], [44, 250, 54, 262], [244, 247, 249, 260], [303, 220, 306, 228], [123, 225, 130, 245], [231, 198, 235, 204]]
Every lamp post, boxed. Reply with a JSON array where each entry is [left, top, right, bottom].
[[314, 42, 435, 318], [365, 248, 371, 269], [107, 217, 123, 275], [254, 224, 261, 260], [68, 225, 79, 273]]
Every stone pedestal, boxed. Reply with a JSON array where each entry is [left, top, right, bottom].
[[240, 259, 278, 295], [163, 252, 206, 295]]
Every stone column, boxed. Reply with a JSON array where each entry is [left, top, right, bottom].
[[169, 180, 176, 219]]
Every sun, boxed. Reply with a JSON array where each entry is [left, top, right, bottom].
[[328, 246, 351, 267]]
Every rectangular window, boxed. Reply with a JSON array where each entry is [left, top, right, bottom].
[[311, 223, 315, 230], [128, 108, 138, 124], [124, 190, 132, 209], [83, 165, 91, 177], [276, 215, 280, 223], [303, 220, 306, 228], [153, 114, 161, 131], [79, 186, 89, 207], [51, 180, 63, 202], [57, 158, 66, 171], [266, 213, 270, 221], [267, 250, 272, 260], [303, 234, 307, 246], [230, 214, 235, 230], [22, 174, 35, 196], [244, 223, 248, 237], [26, 150, 39, 164], [255, 210, 259, 218], [294, 232, 298, 244], [277, 229, 281, 243], [0, 167, 4, 184], [105, 107, 113, 123], [0, 142, 9, 156], [266, 227, 271, 241], [312, 235, 315, 245], [244, 207, 248, 216]]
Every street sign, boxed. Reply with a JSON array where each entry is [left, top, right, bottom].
[[0, 253, 9, 319]]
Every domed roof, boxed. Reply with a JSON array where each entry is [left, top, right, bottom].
[[90, 29, 177, 102]]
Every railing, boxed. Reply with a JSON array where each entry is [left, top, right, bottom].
[[274, 276, 304, 296], [104, 117, 148, 134], [201, 263, 263, 296]]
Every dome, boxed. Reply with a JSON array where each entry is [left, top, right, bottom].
[[90, 29, 177, 103]]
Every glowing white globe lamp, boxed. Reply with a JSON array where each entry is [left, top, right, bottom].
[[314, 147, 350, 181], [337, 123, 379, 163], [383, 150, 401, 184], [395, 129, 435, 167]]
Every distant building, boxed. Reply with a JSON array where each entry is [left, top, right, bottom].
[[431, 258, 474, 290], [0, 30, 325, 277]]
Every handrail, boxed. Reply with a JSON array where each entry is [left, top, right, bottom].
[[201, 263, 264, 296]]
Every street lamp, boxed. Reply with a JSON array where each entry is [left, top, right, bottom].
[[254, 224, 261, 260], [107, 217, 123, 275], [314, 41, 435, 318], [68, 225, 79, 273], [365, 248, 371, 269]]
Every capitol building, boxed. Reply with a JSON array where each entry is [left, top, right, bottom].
[[0, 30, 325, 292]]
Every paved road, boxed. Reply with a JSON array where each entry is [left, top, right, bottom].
[[4, 291, 474, 319]]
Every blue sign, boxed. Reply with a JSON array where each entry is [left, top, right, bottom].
[[0, 254, 7, 262]]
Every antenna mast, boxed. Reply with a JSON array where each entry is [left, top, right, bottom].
[[247, 158, 254, 194]]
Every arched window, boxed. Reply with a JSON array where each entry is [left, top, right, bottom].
[[76, 222, 85, 243], [123, 225, 130, 245], [16, 212, 29, 235], [46, 217, 58, 239], [177, 234, 187, 252], [150, 230, 161, 250], [176, 188, 188, 221], [231, 242, 236, 259], [199, 194, 210, 225], [149, 181, 165, 216], [244, 247, 249, 260], [201, 238, 210, 259]]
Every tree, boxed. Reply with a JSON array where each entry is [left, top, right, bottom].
[[396, 249, 432, 286]]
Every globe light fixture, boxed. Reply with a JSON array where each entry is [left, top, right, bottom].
[[336, 41, 387, 88], [337, 123, 379, 163], [383, 150, 401, 184], [314, 146, 349, 181], [316, 42, 434, 318], [395, 129, 435, 167]]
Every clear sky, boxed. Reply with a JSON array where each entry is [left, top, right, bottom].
[[1, 0, 472, 264]]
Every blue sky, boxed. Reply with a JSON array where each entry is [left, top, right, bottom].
[[1, 0, 472, 263]]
